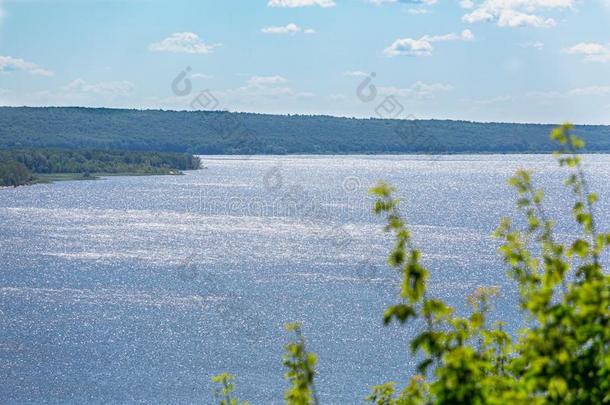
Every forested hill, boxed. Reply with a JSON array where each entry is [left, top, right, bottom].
[[2, 106, 610, 154]]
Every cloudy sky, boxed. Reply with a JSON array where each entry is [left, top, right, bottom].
[[1, 0, 610, 123]]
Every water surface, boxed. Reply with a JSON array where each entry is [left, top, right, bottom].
[[1, 155, 610, 404]]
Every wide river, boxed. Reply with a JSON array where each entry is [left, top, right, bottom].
[[1, 155, 610, 404]]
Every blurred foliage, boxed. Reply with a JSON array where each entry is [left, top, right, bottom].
[[283, 323, 319, 405], [210, 373, 249, 405], [216, 124, 610, 404]]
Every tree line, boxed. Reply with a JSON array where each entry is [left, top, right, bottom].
[[0, 148, 200, 187], [2, 107, 610, 154]]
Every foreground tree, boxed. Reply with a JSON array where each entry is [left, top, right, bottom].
[[212, 124, 610, 404]]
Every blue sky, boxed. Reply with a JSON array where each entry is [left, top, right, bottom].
[[1, 0, 610, 123]]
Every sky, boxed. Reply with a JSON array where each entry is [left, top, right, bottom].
[[1, 0, 610, 124]]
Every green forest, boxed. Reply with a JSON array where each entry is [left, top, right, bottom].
[[0, 149, 200, 187], [2, 107, 610, 154]]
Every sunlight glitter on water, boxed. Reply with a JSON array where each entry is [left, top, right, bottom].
[[1, 154, 610, 404]]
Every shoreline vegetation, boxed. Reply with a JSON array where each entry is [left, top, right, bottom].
[[2, 106, 610, 188], [0, 149, 200, 188]]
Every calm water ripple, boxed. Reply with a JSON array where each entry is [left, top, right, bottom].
[[1, 155, 610, 404]]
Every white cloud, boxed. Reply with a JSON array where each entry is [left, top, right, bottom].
[[268, 0, 335, 7], [247, 75, 288, 87], [460, 29, 475, 40], [221, 75, 314, 100], [262, 23, 301, 34], [521, 41, 544, 49], [528, 85, 610, 100], [261, 24, 316, 35], [369, 0, 437, 13], [498, 10, 555, 27], [369, 0, 437, 5], [383, 29, 474, 57], [407, 7, 431, 14], [191, 73, 213, 79], [568, 86, 610, 96], [63, 78, 134, 96], [343, 70, 368, 77], [148, 32, 219, 54], [378, 81, 453, 99], [462, 0, 574, 28], [0, 55, 54, 76], [564, 42, 610, 63], [1, 79, 135, 107]]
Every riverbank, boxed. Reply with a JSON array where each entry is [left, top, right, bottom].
[[0, 148, 200, 188], [0, 170, 188, 189], [33, 170, 185, 184]]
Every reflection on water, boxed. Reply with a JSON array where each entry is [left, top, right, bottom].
[[1, 155, 610, 404]]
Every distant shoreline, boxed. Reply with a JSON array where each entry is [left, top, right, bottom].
[[0, 170, 189, 189], [34, 170, 186, 183], [0, 148, 200, 188], [196, 151, 610, 157], [3, 107, 610, 155]]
